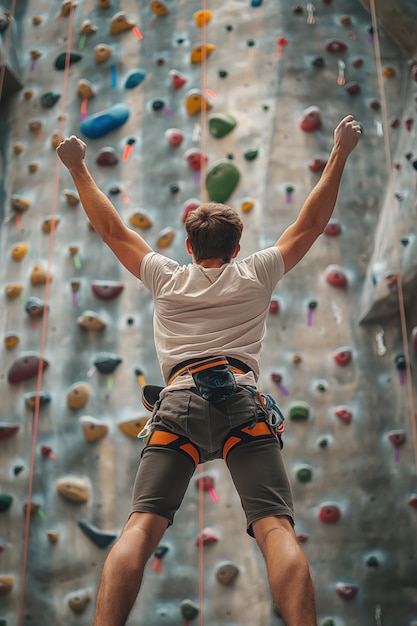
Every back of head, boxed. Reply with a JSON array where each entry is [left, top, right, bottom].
[[185, 202, 243, 263]]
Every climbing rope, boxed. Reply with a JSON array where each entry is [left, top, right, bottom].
[[0, 0, 17, 102], [369, 0, 417, 471], [17, 6, 77, 625]]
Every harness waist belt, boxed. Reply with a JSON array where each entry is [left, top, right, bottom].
[[168, 356, 251, 385]]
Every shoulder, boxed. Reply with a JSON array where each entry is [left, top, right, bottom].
[[141, 252, 187, 292], [237, 247, 285, 288]]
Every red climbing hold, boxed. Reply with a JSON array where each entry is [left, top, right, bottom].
[[334, 406, 352, 425], [300, 106, 322, 132], [325, 265, 348, 287], [335, 582, 358, 600], [318, 503, 341, 523], [333, 347, 352, 366], [325, 39, 347, 53], [169, 69, 187, 89], [324, 220, 342, 236], [195, 527, 219, 545]]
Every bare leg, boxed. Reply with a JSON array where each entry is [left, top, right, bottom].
[[253, 515, 317, 626], [94, 512, 168, 626]]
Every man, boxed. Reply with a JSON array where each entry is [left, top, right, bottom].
[[57, 114, 361, 626]]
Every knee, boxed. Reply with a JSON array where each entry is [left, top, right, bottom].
[[120, 512, 168, 561]]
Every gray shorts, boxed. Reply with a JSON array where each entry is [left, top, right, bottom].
[[131, 387, 294, 536]]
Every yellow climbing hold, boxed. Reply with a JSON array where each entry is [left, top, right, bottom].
[[56, 477, 90, 503], [156, 227, 175, 249], [190, 44, 216, 63], [80, 19, 98, 35], [150, 1, 169, 16], [77, 79, 96, 100], [11, 194, 31, 213], [80, 415, 109, 442], [185, 89, 212, 115], [109, 11, 135, 34], [241, 200, 254, 213], [11, 242, 29, 261], [64, 189, 80, 204], [30, 263, 49, 285], [4, 283, 24, 299], [42, 217, 60, 234], [129, 211, 153, 229], [4, 333, 19, 350], [0, 575, 15, 597], [194, 10, 212, 27], [67, 382, 92, 409], [118, 416, 149, 439], [94, 43, 112, 63]]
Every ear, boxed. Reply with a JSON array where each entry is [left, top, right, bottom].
[[185, 238, 193, 256], [231, 243, 240, 259]]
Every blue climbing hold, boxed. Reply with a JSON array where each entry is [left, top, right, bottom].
[[124, 69, 146, 89], [251, 0, 263, 6], [80, 103, 130, 139]]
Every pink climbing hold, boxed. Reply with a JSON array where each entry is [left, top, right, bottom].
[[335, 582, 358, 600], [195, 527, 219, 546], [300, 106, 322, 132]]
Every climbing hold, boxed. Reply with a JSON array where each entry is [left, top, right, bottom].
[[80, 19, 98, 35], [4, 333, 19, 349], [325, 39, 348, 53], [60, 1, 77, 17], [80, 103, 130, 139], [11, 194, 31, 213], [325, 264, 348, 287], [288, 401, 310, 421], [333, 347, 352, 366], [207, 113, 237, 139], [94, 43, 112, 63], [190, 44, 216, 63], [296, 465, 313, 482], [185, 89, 212, 115], [78, 520, 117, 547], [169, 69, 187, 89], [129, 211, 153, 229], [150, 544, 169, 574], [41, 445, 57, 460], [68, 588, 92, 613], [407, 494, 417, 508], [98, 0, 111, 7], [91, 280, 124, 300], [95, 147, 119, 166], [93, 352, 122, 374], [335, 582, 358, 599], [296, 532, 309, 543], [51, 130, 64, 150], [320, 619, 336, 626], [56, 477, 90, 503], [118, 416, 149, 439], [300, 106, 322, 132], [11, 242, 29, 261], [194, 10, 212, 27], [195, 475, 218, 501], [109, 11, 135, 34], [41, 217, 60, 234], [269, 299, 279, 314], [77, 79, 96, 100], [165, 128, 184, 147], [387, 429, 406, 448], [30, 262, 49, 285], [66, 382, 92, 409], [184, 149, 207, 171], [77, 310, 107, 331], [80, 416, 109, 442], [182, 199, 200, 223], [180, 599, 199, 621], [0, 495, 13, 512], [54, 51, 82, 70], [5, 283, 24, 299], [241, 200, 254, 213], [13, 142, 24, 154], [28, 162, 39, 173], [244, 149, 259, 161], [365, 555, 380, 567], [334, 406, 352, 425], [345, 82, 361, 95], [156, 227, 175, 250], [309, 157, 327, 172], [318, 503, 341, 523], [150, 1, 169, 16], [125, 69, 146, 89], [25, 296, 47, 318], [0, 575, 14, 597], [24, 391, 51, 409], [40, 92, 61, 109], [206, 161, 240, 203], [64, 190, 80, 206], [324, 220, 341, 236], [46, 531, 60, 544], [195, 527, 219, 545], [8, 354, 49, 384], [312, 56, 325, 68], [28, 119, 42, 134]]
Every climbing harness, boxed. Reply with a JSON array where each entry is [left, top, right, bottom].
[[245, 386, 285, 443]]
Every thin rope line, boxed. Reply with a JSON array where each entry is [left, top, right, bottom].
[[0, 0, 17, 102], [369, 0, 417, 471], [17, 7, 76, 625]]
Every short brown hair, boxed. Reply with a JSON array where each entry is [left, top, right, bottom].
[[185, 202, 243, 262]]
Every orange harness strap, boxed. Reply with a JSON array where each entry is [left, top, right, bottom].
[[222, 421, 274, 463], [145, 429, 200, 468]]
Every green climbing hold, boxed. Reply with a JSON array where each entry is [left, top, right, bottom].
[[54, 51, 82, 70], [40, 92, 61, 108], [208, 112, 237, 139], [288, 401, 310, 421], [180, 599, 199, 620], [0, 494, 13, 512], [320, 619, 336, 626], [206, 161, 240, 203], [296, 465, 313, 482], [244, 148, 259, 161]]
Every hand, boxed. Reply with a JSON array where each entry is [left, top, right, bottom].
[[56, 135, 87, 171], [334, 115, 361, 157]]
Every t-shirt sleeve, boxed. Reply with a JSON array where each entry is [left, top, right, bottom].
[[244, 247, 285, 292], [140, 252, 179, 295]]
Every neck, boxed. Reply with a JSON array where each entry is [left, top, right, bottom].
[[196, 258, 227, 268]]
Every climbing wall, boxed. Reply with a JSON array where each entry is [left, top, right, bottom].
[[1, 1, 417, 625]]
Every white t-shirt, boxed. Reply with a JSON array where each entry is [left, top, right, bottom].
[[140, 246, 285, 387]]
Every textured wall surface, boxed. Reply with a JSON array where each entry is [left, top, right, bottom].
[[1, 1, 417, 625]]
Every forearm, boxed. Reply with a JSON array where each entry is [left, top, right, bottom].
[[66, 162, 126, 242]]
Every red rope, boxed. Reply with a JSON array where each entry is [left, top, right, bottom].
[[17, 7, 76, 624]]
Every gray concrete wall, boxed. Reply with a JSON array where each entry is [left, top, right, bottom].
[[1, 1, 417, 625]]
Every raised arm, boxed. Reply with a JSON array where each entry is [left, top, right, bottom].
[[56, 136, 153, 280], [275, 115, 361, 273]]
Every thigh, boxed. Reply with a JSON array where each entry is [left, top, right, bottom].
[[131, 444, 195, 526], [226, 434, 294, 536]]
